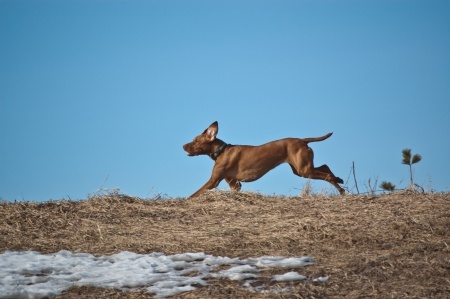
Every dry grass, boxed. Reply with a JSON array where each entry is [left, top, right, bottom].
[[1, 191, 449, 298]]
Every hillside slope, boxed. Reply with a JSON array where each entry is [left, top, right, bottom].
[[1, 191, 449, 298]]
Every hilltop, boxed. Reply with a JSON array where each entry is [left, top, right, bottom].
[[1, 191, 448, 298]]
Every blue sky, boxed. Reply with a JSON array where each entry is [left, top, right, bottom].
[[1, 0, 449, 201]]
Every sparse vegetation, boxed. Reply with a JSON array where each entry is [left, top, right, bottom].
[[381, 148, 423, 193], [364, 176, 379, 195], [300, 180, 313, 197], [402, 148, 422, 187], [1, 191, 448, 299], [380, 181, 395, 192]]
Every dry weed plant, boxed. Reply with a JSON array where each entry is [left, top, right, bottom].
[[300, 180, 313, 197], [1, 191, 449, 298]]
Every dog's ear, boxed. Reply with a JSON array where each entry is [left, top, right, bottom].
[[204, 121, 218, 141]]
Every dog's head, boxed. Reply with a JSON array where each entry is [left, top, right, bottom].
[[183, 121, 218, 156]]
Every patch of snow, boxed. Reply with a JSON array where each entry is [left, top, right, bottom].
[[0, 250, 319, 298], [253, 256, 314, 268], [272, 271, 307, 282], [313, 276, 329, 283]]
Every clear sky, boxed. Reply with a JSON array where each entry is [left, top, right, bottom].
[[1, 0, 449, 201]]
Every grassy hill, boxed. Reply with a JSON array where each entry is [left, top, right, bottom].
[[1, 191, 449, 298]]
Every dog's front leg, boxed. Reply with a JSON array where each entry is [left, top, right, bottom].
[[189, 176, 222, 198], [225, 178, 241, 191]]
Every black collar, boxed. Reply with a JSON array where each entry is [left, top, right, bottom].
[[210, 142, 227, 160]]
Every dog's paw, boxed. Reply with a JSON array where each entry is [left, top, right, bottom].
[[336, 177, 344, 184]]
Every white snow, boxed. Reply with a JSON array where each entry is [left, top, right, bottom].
[[313, 276, 329, 283], [254, 256, 314, 268], [272, 271, 307, 282], [0, 250, 325, 299], [212, 264, 260, 280]]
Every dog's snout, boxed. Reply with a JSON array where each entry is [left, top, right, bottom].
[[183, 143, 195, 156]]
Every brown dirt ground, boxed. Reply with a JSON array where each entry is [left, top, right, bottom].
[[1, 191, 449, 299]]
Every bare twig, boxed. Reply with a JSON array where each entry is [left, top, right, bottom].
[[352, 161, 360, 194]]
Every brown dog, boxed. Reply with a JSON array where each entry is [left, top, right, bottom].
[[183, 121, 345, 198]]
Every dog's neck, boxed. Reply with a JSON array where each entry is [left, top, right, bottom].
[[210, 140, 227, 160]]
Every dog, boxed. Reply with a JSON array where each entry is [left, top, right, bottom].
[[183, 121, 345, 198]]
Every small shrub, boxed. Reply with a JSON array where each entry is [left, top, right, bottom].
[[380, 181, 395, 192], [402, 148, 422, 188], [381, 148, 423, 192]]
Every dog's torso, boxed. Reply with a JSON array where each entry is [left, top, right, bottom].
[[216, 138, 309, 182]]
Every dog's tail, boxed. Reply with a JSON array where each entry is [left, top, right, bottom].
[[303, 132, 333, 144]]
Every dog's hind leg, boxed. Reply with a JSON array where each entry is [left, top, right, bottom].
[[308, 166, 345, 195], [315, 164, 344, 184], [288, 150, 345, 195]]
